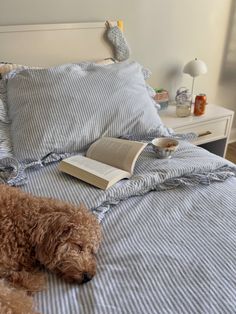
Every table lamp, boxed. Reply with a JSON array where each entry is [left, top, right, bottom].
[[183, 58, 207, 100]]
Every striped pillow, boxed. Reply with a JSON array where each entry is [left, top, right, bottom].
[[0, 80, 8, 123], [0, 122, 12, 158], [6, 61, 163, 161], [0, 63, 41, 80], [0, 59, 115, 78]]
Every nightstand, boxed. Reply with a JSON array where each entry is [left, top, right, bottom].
[[159, 104, 234, 157]]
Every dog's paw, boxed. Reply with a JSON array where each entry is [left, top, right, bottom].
[[3, 270, 46, 293]]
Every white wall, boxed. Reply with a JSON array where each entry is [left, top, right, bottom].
[[1, 0, 235, 128]]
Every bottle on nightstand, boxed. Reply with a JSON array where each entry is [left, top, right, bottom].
[[194, 94, 207, 116]]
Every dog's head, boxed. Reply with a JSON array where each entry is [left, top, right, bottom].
[[31, 205, 102, 284]]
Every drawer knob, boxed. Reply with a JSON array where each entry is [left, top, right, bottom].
[[198, 131, 212, 137]]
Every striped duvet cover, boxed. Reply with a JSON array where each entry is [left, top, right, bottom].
[[18, 141, 236, 314], [33, 178, 236, 314], [1, 60, 236, 313]]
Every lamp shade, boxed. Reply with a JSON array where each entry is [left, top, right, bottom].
[[183, 58, 207, 78]]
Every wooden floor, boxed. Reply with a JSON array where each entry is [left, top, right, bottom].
[[226, 142, 236, 164]]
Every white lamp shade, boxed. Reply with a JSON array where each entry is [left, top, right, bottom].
[[183, 58, 208, 77]]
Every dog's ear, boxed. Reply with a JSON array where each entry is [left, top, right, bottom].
[[30, 213, 75, 267]]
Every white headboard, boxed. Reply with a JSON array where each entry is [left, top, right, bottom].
[[0, 21, 119, 67]]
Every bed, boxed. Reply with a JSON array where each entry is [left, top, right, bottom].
[[1, 21, 236, 314]]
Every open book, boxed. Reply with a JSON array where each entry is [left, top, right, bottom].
[[58, 137, 147, 190]]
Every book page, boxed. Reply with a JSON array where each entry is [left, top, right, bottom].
[[59, 155, 130, 189], [86, 137, 147, 174]]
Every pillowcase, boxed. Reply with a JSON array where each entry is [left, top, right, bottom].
[[0, 59, 115, 119], [0, 80, 9, 123], [0, 59, 115, 78], [5, 61, 163, 161], [0, 122, 12, 158], [0, 63, 41, 79]]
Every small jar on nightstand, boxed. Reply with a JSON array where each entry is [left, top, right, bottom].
[[176, 102, 191, 117]]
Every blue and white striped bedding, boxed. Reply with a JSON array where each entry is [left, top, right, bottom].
[[33, 177, 236, 314], [4, 61, 163, 161], [20, 140, 236, 220], [0, 122, 11, 158], [1, 60, 236, 313], [15, 140, 236, 314]]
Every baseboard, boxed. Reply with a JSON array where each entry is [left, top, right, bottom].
[[229, 127, 236, 143]]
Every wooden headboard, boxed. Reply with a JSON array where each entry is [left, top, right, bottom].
[[0, 21, 119, 67]]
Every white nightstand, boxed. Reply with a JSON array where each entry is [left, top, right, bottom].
[[159, 104, 234, 157]]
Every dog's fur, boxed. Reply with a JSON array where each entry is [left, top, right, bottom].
[[0, 184, 102, 313], [0, 279, 40, 314]]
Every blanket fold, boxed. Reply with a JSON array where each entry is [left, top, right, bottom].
[[0, 141, 235, 222]]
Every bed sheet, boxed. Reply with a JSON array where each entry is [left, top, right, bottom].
[[19, 140, 236, 221], [24, 173, 236, 314], [14, 140, 236, 314]]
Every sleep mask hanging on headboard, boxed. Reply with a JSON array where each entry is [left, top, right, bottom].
[[105, 21, 130, 62]]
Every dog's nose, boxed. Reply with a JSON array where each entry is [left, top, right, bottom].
[[82, 272, 92, 284]]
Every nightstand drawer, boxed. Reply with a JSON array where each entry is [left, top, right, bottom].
[[160, 104, 234, 157], [174, 117, 229, 145]]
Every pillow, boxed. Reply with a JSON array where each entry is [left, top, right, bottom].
[[6, 61, 163, 161], [0, 80, 8, 123], [1, 60, 156, 115], [0, 59, 115, 118], [0, 59, 115, 78], [0, 121, 12, 158], [0, 63, 41, 79]]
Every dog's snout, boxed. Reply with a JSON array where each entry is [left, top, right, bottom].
[[82, 272, 92, 284]]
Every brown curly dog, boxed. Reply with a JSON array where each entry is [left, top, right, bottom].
[[0, 184, 102, 313]]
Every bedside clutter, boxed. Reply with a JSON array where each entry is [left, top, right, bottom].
[[154, 87, 208, 118]]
